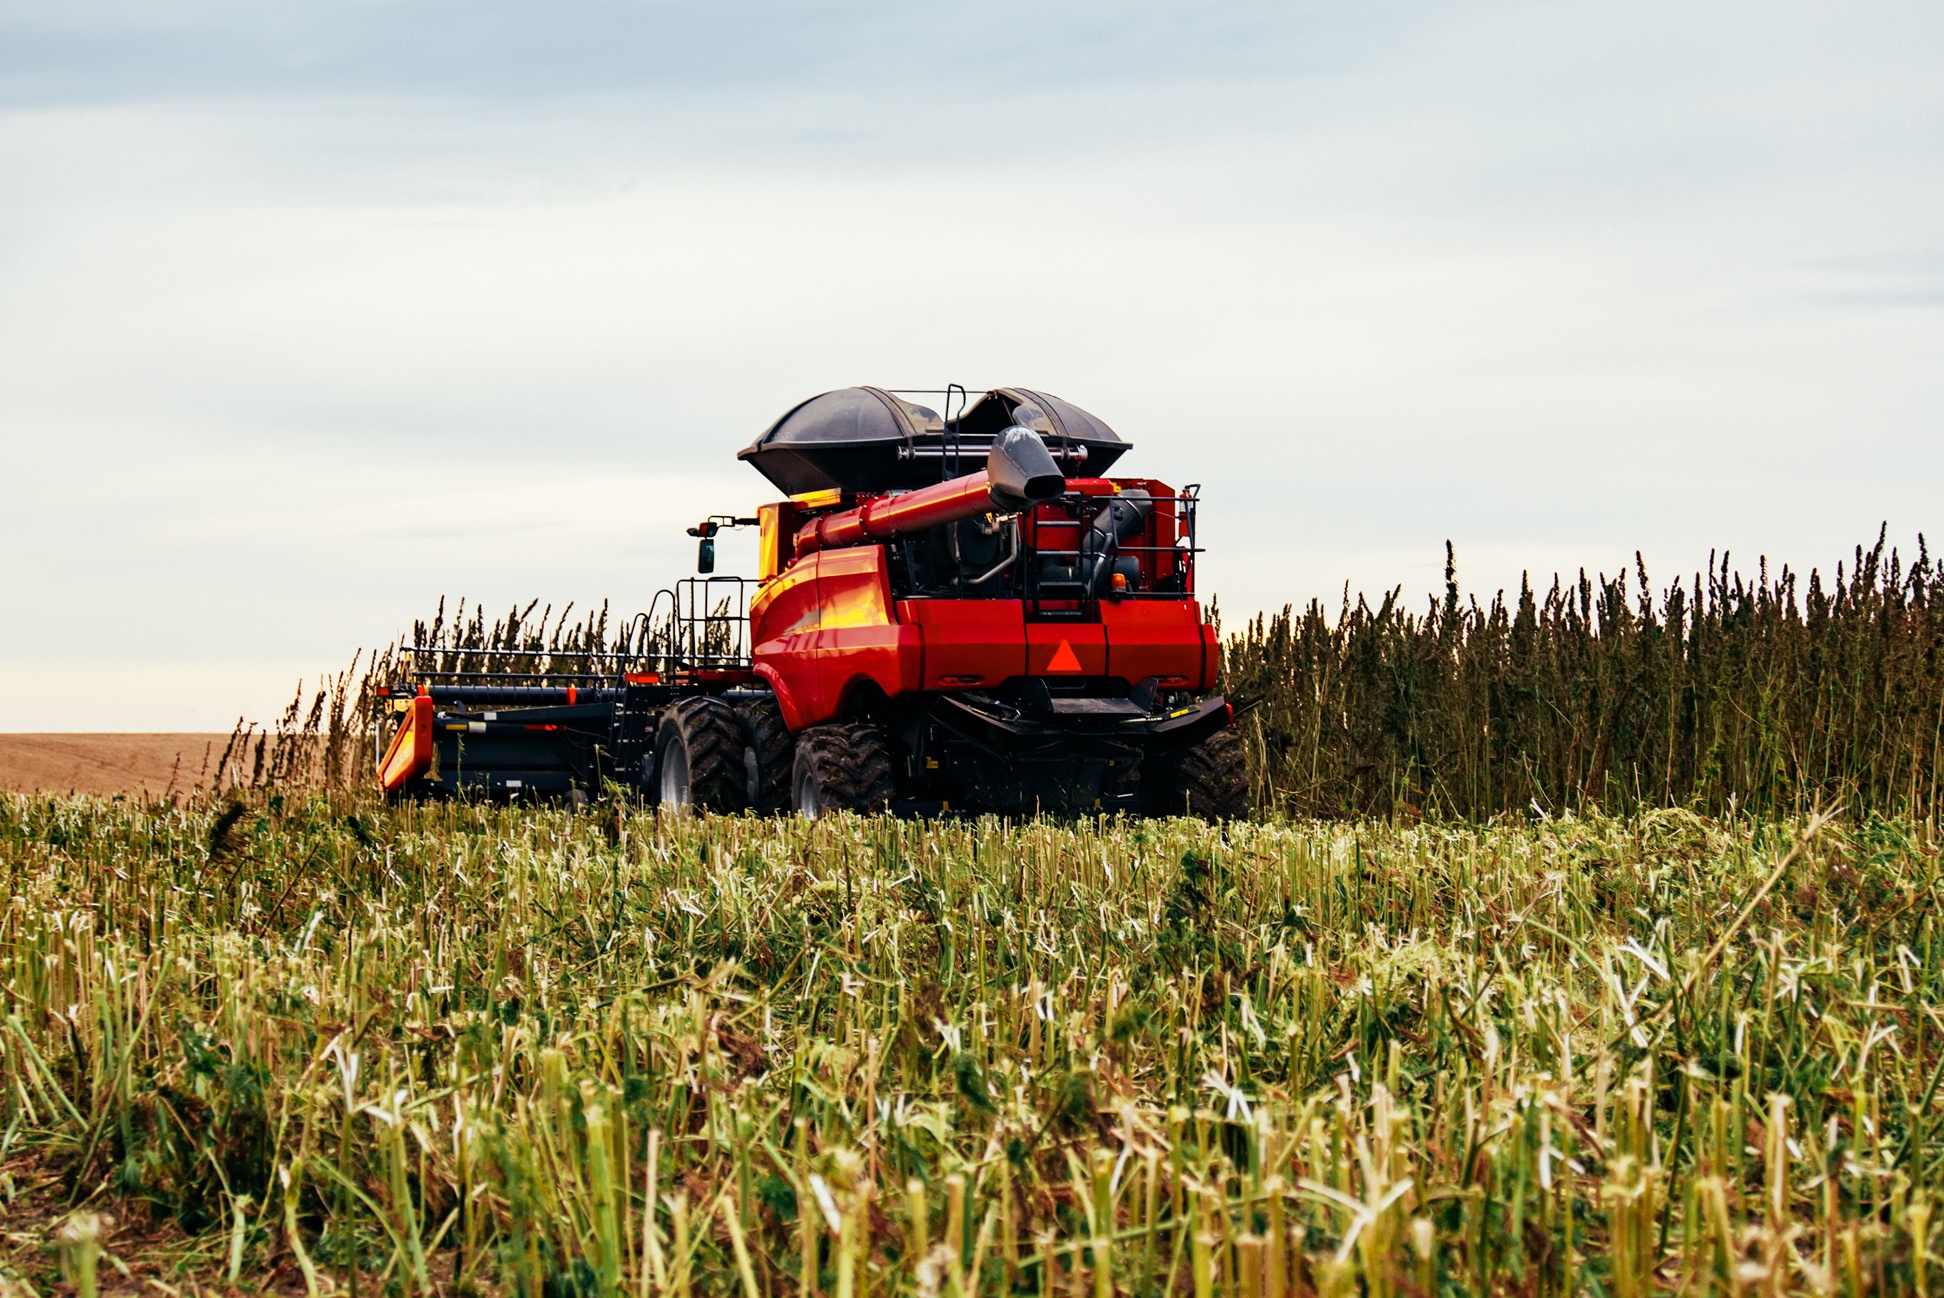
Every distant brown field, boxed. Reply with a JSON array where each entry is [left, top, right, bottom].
[[0, 733, 228, 796]]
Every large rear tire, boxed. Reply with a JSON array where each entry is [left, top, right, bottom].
[[791, 724, 896, 818], [736, 695, 793, 815], [1151, 729, 1251, 822], [655, 697, 749, 813]]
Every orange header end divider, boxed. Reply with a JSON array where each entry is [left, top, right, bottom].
[[378, 695, 435, 792]]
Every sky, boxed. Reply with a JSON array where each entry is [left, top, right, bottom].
[[2, 0, 1941, 730]]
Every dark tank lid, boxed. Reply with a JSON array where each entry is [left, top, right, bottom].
[[737, 386, 1130, 495]]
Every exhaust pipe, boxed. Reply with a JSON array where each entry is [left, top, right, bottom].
[[1082, 488, 1152, 596]]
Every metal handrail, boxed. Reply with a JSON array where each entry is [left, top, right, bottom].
[[1022, 490, 1200, 615], [407, 646, 637, 659], [400, 576, 760, 692]]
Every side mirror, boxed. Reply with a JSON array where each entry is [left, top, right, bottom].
[[697, 537, 716, 573]]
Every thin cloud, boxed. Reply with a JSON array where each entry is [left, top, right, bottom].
[[1, 0, 1942, 727]]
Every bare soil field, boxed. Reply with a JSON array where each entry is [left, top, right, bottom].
[[0, 733, 228, 796]]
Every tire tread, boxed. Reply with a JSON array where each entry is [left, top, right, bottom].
[[736, 696, 794, 814], [661, 696, 749, 812], [1154, 728, 1251, 821], [793, 723, 896, 815]]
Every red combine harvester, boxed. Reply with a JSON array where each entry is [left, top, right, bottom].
[[375, 386, 1248, 818]]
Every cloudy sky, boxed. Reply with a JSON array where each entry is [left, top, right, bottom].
[[2, 0, 1941, 730]]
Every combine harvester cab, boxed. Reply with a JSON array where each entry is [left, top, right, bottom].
[[376, 385, 1248, 819]]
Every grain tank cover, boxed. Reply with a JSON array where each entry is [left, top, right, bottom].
[[737, 386, 1130, 495]]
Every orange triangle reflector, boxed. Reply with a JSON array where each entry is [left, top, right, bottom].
[[1047, 639, 1083, 673]]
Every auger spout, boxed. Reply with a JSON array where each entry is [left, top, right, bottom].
[[792, 428, 1064, 556]]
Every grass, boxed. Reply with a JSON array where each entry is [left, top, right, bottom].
[[217, 529, 1944, 817], [1227, 531, 1944, 822], [4, 792, 1943, 1296]]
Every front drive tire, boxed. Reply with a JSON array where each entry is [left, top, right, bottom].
[[1151, 728, 1251, 822], [655, 697, 750, 813], [791, 724, 896, 818]]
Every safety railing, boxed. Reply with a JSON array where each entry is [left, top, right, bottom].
[[636, 577, 756, 674], [1022, 486, 1200, 618]]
